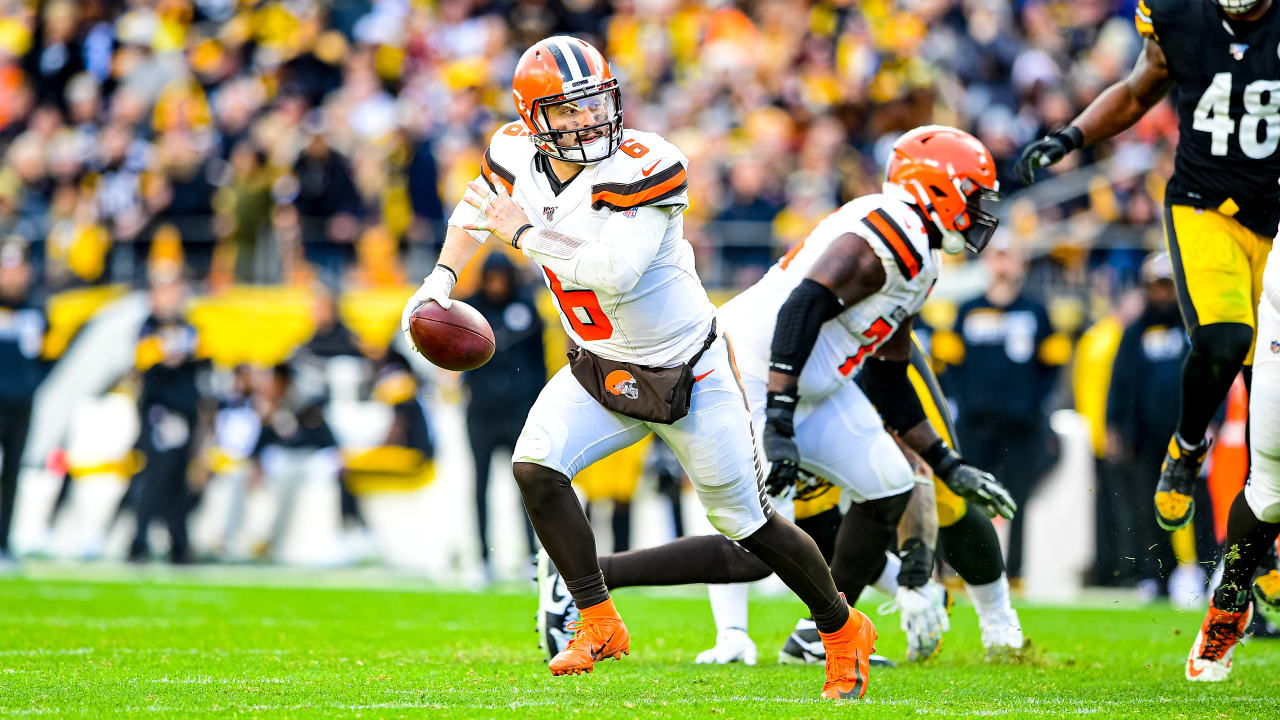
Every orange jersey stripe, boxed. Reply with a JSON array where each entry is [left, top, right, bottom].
[[591, 168, 686, 210], [865, 210, 921, 279], [481, 151, 514, 194]]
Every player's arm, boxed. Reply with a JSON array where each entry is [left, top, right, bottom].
[[459, 177, 664, 295], [1015, 38, 1172, 184], [761, 232, 886, 493], [859, 318, 1017, 519], [892, 436, 939, 589], [400, 177, 492, 340]]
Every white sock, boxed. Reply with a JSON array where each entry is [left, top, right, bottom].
[[871, 552, 900, 597], [967, 575, 1012, 618], [708, 583, 749, 632]]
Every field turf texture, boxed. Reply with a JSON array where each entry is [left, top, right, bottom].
[[1, 566, 1277, 718]]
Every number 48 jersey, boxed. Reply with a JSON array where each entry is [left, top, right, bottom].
[[458, 122, 715, 367], [1137, 0, 1280, 237], [719, 189, 938, 402]]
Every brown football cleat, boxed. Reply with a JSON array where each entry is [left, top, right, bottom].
[[548, 597, 630, 676], [818, 606, 877, 699]]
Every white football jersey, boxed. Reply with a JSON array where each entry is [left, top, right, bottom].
[[1264, 239, 1280, 314], [721, 190, 938, 401], [480, 122, 714, 367]]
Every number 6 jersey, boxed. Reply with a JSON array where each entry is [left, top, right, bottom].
[[1136, 0, 1280, 237], [450, 122, 715, 367], [719, 187, 938, 402]]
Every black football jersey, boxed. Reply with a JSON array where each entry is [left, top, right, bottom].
[[1137, 0, 1280, 237]]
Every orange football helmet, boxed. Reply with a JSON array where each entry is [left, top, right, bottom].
[[512, 36, 623, 164], [886, 125, 1001, 254]]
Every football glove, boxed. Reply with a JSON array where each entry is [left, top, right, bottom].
[[880, 581, 949, 662], [1014, 126, 1083, 186], [401, 264, 457, 344], [926, 440, 1017, 520], [762, 390, 800, 497]]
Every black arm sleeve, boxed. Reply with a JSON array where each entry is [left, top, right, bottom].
[[769, 278, 844, 377], [856, 356, 928, 435]]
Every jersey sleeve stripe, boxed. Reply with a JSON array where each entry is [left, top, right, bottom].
[[482, 147, 516, 194], [591, 165, 687, 210], [862, 209, 922, 279]]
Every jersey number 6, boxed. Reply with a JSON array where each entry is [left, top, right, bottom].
[[543, 267, 614, 341]]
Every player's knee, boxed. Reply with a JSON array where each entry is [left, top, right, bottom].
[[1245, 452, 1280, 523], [512, 461, 572, 505], [846, 488, 913, 531], [705, 504, 767, 541], [1189, 323, 1253, 378]]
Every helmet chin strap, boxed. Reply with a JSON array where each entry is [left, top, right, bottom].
[[903, 179, 968, 254], [941, 230, 967, 255]]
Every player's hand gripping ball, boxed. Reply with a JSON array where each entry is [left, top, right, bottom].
[[408, 300, 496, 371]]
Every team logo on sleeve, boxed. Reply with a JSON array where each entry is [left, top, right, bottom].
[[1271, 339, 1279, 354], [544, 206, 556, 222], [605, 369, 639, 399]]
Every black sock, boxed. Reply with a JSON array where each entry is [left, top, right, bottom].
[[940, 507, 1005, 586], [564, 570, 611, 610], [830, 492, 911, 607], [513, 462, 602, 590], [1176, 323, 1252, 443], [737, 514, 848, 633], [599, 534, 771, 589], [1213, 492, 1280, 611]]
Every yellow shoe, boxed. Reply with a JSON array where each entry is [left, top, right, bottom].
[[1154, 435, 1209, 531], [1253, 569, 1280, 628], [819, 606, 877, 699], [547, 597, 629, 676]]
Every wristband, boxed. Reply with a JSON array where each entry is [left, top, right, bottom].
[[1057, 126, 1084, 152], [512, 223, 534, 249], [436, 263, 458, 283], [897, 538, 935, 590], [921, 439, 961, 479], [765, 390, 798, 437]]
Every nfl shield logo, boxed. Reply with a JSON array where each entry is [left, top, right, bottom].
[[623, 208, 638, 218], [1230, 43, 1249, 60], [1271, 339, 1280, 354], [543, 206, 555, 222]]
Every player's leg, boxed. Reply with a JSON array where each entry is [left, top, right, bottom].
[[1247, 279, 1280, 628], [652, 335, 874, 699], [513, 366, 649, 675], [906, 339, 1023, 656], [1158, 206, 1261, 530]]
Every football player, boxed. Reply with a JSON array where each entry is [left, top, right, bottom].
[[1186, 235, 1280, 681], [1015, 0, 1280, 540], [538, 126, 1019, 664], [401, 36, 875, 699]]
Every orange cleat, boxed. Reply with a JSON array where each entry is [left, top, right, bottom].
[[547, 597, 630, 676], [818, 606, 877, 699], [1186, 601, 1252, 682]]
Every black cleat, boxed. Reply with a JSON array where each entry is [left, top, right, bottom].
[[1154, 435, 1210, 531]]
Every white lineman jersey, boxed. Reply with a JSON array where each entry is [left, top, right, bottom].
[[471, 122, 714, 367], [720, 191, 939, 401]]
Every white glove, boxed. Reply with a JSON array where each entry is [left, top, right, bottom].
[[693, 628, 757, 665], [895, 582, 949, 662], [401, 265, 457, 345]]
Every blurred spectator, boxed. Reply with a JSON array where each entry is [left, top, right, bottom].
[[0, 240, 45, 565], [249, 363, 341, 562], [129, 265, 208, 564], [714, 159, 782, 284], [940, 238, 1070, 579], [645, 438, 686, 539], [462, 252, 544, 575], [1105, 252, 1200, 599]]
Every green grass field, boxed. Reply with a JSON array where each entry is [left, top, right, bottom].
[[1, 566, 1277, 719]]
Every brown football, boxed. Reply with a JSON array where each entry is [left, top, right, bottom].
[[408, 300, 495, 371]]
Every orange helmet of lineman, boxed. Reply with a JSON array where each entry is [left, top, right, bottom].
[[886, 125, 1001, 254], [512, 36, 623, 164]]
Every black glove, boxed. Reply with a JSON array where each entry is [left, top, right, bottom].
[[924, 440, 1017, 520], [762, 390, 800, 496], [1014, 126, 1083, 186], [897, 538, 935, 590]]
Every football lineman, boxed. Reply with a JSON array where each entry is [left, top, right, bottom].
[[539, 126, 1019, 665], [401, 36, 874, 699]]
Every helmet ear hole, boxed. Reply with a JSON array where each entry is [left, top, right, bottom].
[[929, 185, 947, 198]]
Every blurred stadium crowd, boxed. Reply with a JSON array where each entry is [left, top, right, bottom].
[[0, 0, 1239, 600]]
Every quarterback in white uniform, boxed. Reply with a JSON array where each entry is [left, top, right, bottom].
[[537, 126, 1019, 666], [401, 36, 875, 699], [1185, 238, 1280, 682]]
